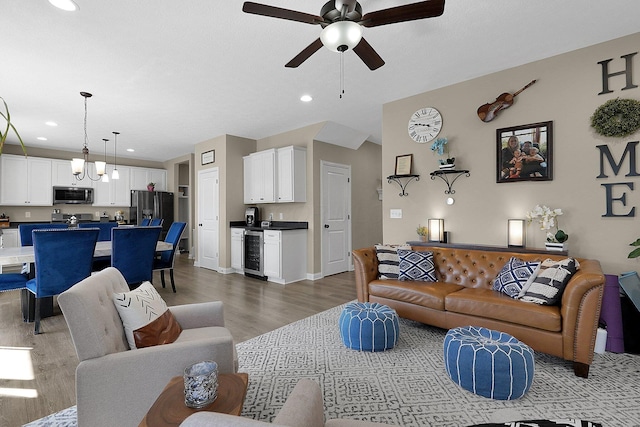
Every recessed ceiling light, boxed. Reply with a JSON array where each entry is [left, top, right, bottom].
[[48, 0, 78, 11], [37, 137, 47, 141], [300, 95, 313, 102], [126, 148, 135, 152], [45, 121, 58, 127]]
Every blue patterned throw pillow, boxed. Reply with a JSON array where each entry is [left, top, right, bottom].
[[492, 257, 541, 298], [397, 249, 437, 282]]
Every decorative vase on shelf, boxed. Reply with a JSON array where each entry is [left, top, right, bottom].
[[147, 185, 155, 191], [438, 157, 456, 170], [419, 235, 427, 242]]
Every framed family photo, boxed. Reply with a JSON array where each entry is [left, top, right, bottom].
[[496, 121, 553, 183]]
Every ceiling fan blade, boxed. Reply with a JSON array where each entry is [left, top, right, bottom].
[[285, 38, 324, 68], [359, 0, 445, 28], [242, 2, 324, 25], [352, 37, 385, 70]]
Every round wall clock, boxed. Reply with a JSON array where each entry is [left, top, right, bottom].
[[408, 107, 442, 143]]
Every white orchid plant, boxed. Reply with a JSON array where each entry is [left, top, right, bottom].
[[525, 205, 569, 243]]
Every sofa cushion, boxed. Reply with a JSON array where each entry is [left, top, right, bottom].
[[445, 287, 562, 332], [397, 249, 437, 282], [113, 281, 182, 349], [375, 244, 411, 280], [492, 257, 541, 298], [520, 258, 579, 305], [369, 279, 464, 311]]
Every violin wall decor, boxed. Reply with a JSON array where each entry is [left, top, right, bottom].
[[477, 80, 537, 123]]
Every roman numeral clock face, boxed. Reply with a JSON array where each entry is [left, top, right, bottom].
[[408, 107, 442, 143]]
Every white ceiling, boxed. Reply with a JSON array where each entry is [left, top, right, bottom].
[[2, 1, 639, 162]]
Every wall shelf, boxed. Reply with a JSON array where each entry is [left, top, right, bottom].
[[429, 169, 470, 194], [387, 174, 420, 197]]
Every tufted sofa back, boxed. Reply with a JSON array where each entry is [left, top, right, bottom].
[[58, 267, 131, 361], [402, 246, 577, 289]]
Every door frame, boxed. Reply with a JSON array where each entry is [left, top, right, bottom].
[[320, 160, 352, 277]]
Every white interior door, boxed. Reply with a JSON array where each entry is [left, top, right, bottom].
[[321, 161, 351, 277], [197, 168, 219, 270]]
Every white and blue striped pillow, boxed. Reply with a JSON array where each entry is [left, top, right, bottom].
[[375, 244, 411, 280]]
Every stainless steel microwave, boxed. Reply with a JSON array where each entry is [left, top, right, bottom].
[[53, 186, 94, 204]]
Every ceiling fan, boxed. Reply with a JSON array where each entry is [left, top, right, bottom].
[[242, 0, 445, 70]]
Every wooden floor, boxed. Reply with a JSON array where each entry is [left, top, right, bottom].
[[0, 255, 357, 427]]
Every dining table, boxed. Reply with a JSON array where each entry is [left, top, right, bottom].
[[0, 240, 173, 323]]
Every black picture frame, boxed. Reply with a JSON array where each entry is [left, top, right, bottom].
[[201, 150, 215, 165], [497, 121, 553, 183], [394, 154, 413, 176]]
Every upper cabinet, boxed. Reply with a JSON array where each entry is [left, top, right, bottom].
[[51, 159, 95, 188], [244, 149, 276, 204], [130, 167, 167, 192], [0, 154, 53, 206], [244, 146, 306, 204], [92, 165, 131, 206], [277, 146, 306, 203]]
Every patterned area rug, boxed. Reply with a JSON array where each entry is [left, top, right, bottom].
[[25, 304, 640, 426]]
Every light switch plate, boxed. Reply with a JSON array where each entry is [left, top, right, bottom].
[[390, 209, 402, 219]]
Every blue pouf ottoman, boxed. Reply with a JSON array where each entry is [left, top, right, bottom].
[[443, 326, 535, 400], [339, 302, 399, 352]]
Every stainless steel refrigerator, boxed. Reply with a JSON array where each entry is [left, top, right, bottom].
[[130, 190, 174, 239]]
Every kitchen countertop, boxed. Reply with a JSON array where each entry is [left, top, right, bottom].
[[230, 221, 308, 231]]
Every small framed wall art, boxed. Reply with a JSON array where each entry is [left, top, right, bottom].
[[497, 121, 553, 183], [395, 154, 413, 176], [201, 150, 215, 165]]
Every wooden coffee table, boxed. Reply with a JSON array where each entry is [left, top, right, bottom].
[[139, 372, 249, 427]]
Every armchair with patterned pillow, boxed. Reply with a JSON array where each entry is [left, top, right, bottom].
[[58, 267, 237, 427]]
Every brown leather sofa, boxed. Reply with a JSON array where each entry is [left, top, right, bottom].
[[352, 244, 605, 378]]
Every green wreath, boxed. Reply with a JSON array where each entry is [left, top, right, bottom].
[[590, 98, 640, 137]]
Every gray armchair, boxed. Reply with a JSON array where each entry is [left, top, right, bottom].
[[58, 267, 237, 427], [181, 378, 397, 427]]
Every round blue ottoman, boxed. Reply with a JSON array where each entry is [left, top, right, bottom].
[[443, 326, 534, 400], [339, 302, 399, 352]]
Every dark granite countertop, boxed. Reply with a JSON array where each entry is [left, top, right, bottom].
[[230, 221, 308, 231]]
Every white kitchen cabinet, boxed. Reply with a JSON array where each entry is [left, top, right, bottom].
[[230, 228, 244, 271], [0, 154, 52, 206], [276, 146, 306, 203], [263, 229, 307, 284], [93, 165, 131, 206], [130, 167, 167, 191], [243, 149, 276, 204], [51, 159, 96, 188]]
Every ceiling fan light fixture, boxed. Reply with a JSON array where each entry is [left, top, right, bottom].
[[320, 21, 362, 52], [48, 0, 78, 12]]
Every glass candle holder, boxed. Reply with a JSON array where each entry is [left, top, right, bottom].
[[183, 360, 218, 408]]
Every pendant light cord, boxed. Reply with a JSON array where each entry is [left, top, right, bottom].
[[340, 52, 345, 99]]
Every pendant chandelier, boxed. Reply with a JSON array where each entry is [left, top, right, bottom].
[[71, 92, 106, 181], [111, 131, 120, 180]]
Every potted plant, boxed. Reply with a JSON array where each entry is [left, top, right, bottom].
[[526, 205, 569, 251], [430, 137, 455, 169], [628, 239, 640, 258], [147, 182, 155, 191], [0, 96, 27, 156], [416, 224, 428, 242]]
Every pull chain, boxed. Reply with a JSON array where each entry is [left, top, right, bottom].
[[340, 52, 345, 99]]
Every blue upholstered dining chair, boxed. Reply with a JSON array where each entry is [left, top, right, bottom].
[[26, 228, 99, 334], [150, 218, 163, 227], [139, 218, 151, 226], [153, 222, 186, 293], [0, 272, 28, 293], [18, 223, 68, 246], [111, 226, 162, 289], [78, 222, 118, 241]]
